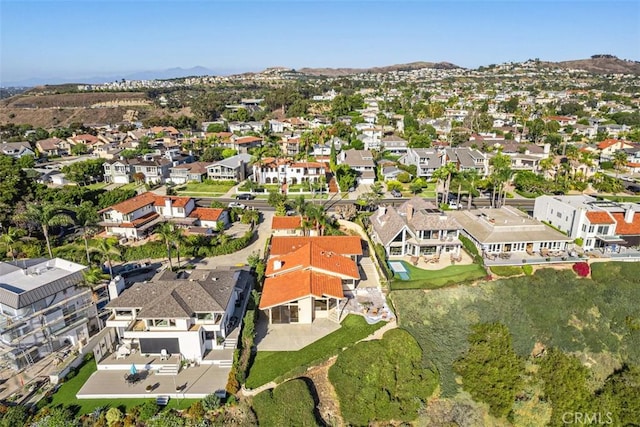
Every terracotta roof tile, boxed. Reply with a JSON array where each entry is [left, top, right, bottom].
[[271, 216, 302, 230], [611, 212, 640, 235], [266, 242, 359, 278], [585, 211, 615, 224], [259, 270, 343, 309], [235, 136, 262, 145], [153, 195, 191, 208], [102, 192, 157, 215], [189, 208, 224, 222], [269, 236, 363, 256]]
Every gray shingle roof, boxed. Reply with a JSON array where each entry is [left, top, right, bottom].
[[107, 268, 252, 318]]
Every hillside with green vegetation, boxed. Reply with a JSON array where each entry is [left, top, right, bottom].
[[389, 262, 640, 424]]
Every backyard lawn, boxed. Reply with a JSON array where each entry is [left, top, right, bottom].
[[602, 195, 640, 202], [391, 261, 487, 290], [46, 357, 196, 415], [245, 315, 384, 389]]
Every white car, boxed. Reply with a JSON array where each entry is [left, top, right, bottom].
[[228, 202, 245, 209], [448, 201, 460, 210]]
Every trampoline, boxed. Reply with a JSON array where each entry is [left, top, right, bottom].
[[388, 261, 410, 280]]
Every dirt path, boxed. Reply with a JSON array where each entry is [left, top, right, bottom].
[[305, 356, 345, 427]]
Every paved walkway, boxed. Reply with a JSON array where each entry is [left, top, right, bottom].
[[194, 211, 274, 268]]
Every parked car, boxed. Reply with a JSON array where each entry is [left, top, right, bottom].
[[236, 193, 255, 200], [448, 201, 460, 210], [228, 202, 245, 209], [390, 189, 403, 198]]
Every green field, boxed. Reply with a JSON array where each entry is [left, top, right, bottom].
[[176, 181, 235, 196], [391, 263, 640, 396], [391, 261, 487, 290], [47, 358, 196, 415], [245, 315, 383, 389]]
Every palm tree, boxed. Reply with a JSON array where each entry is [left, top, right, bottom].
[[172, 227, 187, 269], [292, 195, 308, 216], [90, 237, 121, 278], [432, 163, 457, 206], [0, 226, 22, 262], [76, 202, 100, 265], [156, 222, 175, 270], [612, 150, 628, 179], [16, 204, 74, 259], [539, 157, 555, 180]]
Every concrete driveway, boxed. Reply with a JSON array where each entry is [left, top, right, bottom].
[[195, 211, 274, 268]]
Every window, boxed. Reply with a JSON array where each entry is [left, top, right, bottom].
[[589, 225, 595, 233], [557, 212, 562, 218], [149, 319, 176, 327], [582, 224, 586, 232], [597, 226, 608, 235]]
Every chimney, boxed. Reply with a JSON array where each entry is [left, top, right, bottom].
[[378, 206, 386, 218], [406, 204, 413, 221], [543, 143, 551, 154], [273, 260, 283, 270], [165, 197, 173, 213], [108, 275, 126, 300], [624, 207, 635, 223]]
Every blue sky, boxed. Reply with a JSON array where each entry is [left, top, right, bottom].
[[1, 0, 639, 84]]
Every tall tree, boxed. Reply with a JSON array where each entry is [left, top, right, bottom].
[[156, 222, 176, 270], [15, 204, 74, 259], [90, 237, 121, 278], [0, 226, 22, 261], [76, 201, 100, 265], [489, 153, 513, 208], [612, 150, 628, 178], [432, 163, 457, 205]]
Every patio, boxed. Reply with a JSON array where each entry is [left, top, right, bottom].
[[393, 249, 474, 271], [77, 364, 230, 399], [254, 314, 340, 351]]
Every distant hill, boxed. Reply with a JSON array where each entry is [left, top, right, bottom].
[[297, 61, 462, 76], [545, 55, 640, 75]]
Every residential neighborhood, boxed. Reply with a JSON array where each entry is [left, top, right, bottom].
[[1, 25, 640, 425]]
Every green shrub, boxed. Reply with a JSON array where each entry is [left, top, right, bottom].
[[522, 264, 533, 275], [574, 237, 584, 246], [453, 323, 524, 418], [201, 393, 221, 412], [137, 400, 159, 421], [373, 243, 392, 279], [490, 265, 523, 277], [251, 379, 318, 426], [458, 234, 483, 265], [329, 329, 438, 425]]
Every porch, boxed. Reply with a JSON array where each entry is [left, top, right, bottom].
[[391, 248, 474, 271]]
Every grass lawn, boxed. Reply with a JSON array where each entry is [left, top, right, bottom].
[[47, 358, 197, 415], [391, 261, 486, 290], [116, 182, 143, 191], [245, 315, 384, 389], [602, 195, 640, 202], [177, 181, 235, 195], [490, 265, 524, 277], [84, 182, 108, 190]]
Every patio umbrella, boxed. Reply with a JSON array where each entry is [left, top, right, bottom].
[[130, 364, 137, 375]]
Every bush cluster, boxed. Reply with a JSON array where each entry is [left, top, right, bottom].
[[573, 262, 590, 277]]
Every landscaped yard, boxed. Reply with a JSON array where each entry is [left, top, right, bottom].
[[245, 315, 384, 389], [47, 357, 196, 415], [391, 261, 486, 290], [601, 194, 640, 202], [176, 180, 235, 196], [116, 182, 143, 191], [83, 182, 109, 190]]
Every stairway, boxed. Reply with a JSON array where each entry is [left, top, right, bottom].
[[223, 337, 237, 350], [328, 174, 339, 193], [218, 360, 233, 368], [155, 363, 180, 376]]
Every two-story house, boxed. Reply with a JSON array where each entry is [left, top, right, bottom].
[[381, 135, 409, 156], [98, 192, 228, 239], [533, 195, 639, 250], [338, 149, 376, 184], [0, 258, 98, 370], [0, 141, 35, 158], [103, 268, 252, 365], [205, 153, 252, 182], [401, 148, 442, 179], [169, 162, 212, 184], [370, 198, 463, 257], [598, 139, 634, 162], [36, 137, 70, 157], [252, 158, 327, 186]]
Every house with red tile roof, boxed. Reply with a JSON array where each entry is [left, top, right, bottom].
[[271, 216, 303, 236], [98, 192, 229, 239], [259, 237, 362, 324], [597, 139, 634, 161]]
